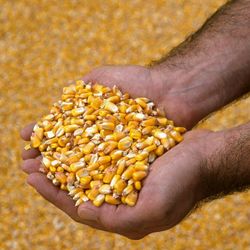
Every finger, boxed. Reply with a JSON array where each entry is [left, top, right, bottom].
[[20, 123, 36, 141], [27, 172, 81, 222], [22, 148, 40, 160], [21, 156, 42, 174]]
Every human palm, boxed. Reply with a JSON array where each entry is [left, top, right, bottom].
[[21, 65, 210, 239]]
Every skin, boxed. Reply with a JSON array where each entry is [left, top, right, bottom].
[[21, 0, 250, 240]]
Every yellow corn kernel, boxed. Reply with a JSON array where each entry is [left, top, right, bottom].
[[90, 97, 102, 109], [144, 144, 157, 153], [106, 114, 118, 124], [66, 154, 81, 165], [134, 181, 142, 190], [82, 142, 95, 154], [31, 135, 41, 148], [58, 137, 68, 147], [87, 162, 100, 171], [136, 136, 154, 149], [152, 129, 167, 139], [148, 152, 156, 163], [113, 131, 126, 141], [60, 184, 68, 191], [103, 168, 116, 184], [78, 137, 90, 145], [70, 162, 85, 172], [64, 124, 79, 133], [110, 174, 121, 188], [121, 196, 126, 204], [75, 169, 88, 180], [125, 191, 138, 206], [34, 127, 44, 140], [121, 166, 134, 180], [55, 172, 67, 184], [100, 121, 115, 130], [118, 136, 133, 150], [71, 107, 85, 116], [62, 103, 74, 111], [169, 130, 183, 142], [84, 107, 94, 115], [63, 167, 73, 181], [122, 184, 134, 196], [155, 145, 164, 156], [114, 179, 127, 194], [84, 114, 97, 121], [90, 180, 102, 189], [71, 118, 84, 126], [127, 121, 139, 129], [141, 118, 157, 126], [39, 144, 47, 152], [134, 163, 148, 171], [161, 138, 170, 150], [135, 151, 148, 161], [104, 141, 118, 154], [117, 159, 126, 175], [106, 95, 119, 103], [42, 157, 51, 168], [84, 154, 92, 163], [98, 156, 111, 165], [63, 85, 76, 95], [105, 195, 121, 205], [104, 101, 118, 113], [126, 104, 140, 113], [132, 171, 147, 181], [93, 173, 104, 180], [119, 104, 128, 113], [44, 123, 54, 132], [49, 166, 57, 173], [93, 194, 105, 207], [110, 150, 123, 161], [55, 126, 65, 137], [126, 158, 136, 166], [73, 128, 84, 137], [129, 129, 142, 140], [98, 109, 109, 117], [156, 117, 168, 126], [99, 184, 112, 194], [87, 188, 99, 201], [50, 143, 58, 149], [174, 127, 187, 133], [100, 129, 113, 137], [80, 176, 92, 185], [135, 98, 147, 108], [141, 126, 154, 135], [132, 113, 145, 121]]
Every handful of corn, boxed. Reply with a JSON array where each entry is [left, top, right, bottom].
[[28, 80, 186, 207]]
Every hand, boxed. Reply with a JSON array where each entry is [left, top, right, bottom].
[[20, 65, 213, 239], [22, 124, 214, 239]]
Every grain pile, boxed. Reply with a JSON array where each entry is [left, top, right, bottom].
[[28, 81, 185, 207]]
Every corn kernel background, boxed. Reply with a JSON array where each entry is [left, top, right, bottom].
[[1, 0, 250, 249]]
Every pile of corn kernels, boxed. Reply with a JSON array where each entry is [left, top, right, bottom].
[[29, 80, 186, 207]]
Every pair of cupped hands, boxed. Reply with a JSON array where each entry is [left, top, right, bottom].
[[21, 65, 221, 239]]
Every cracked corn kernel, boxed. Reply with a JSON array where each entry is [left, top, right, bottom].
[[29, 81, 186, 207]]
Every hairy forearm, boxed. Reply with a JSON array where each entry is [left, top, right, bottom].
[[151, 0, 250, 128], [201, 122, 250, 200]]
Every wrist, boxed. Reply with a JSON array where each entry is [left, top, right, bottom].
[[150, 61, 223, 129], [198, 123, 250, 201]]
